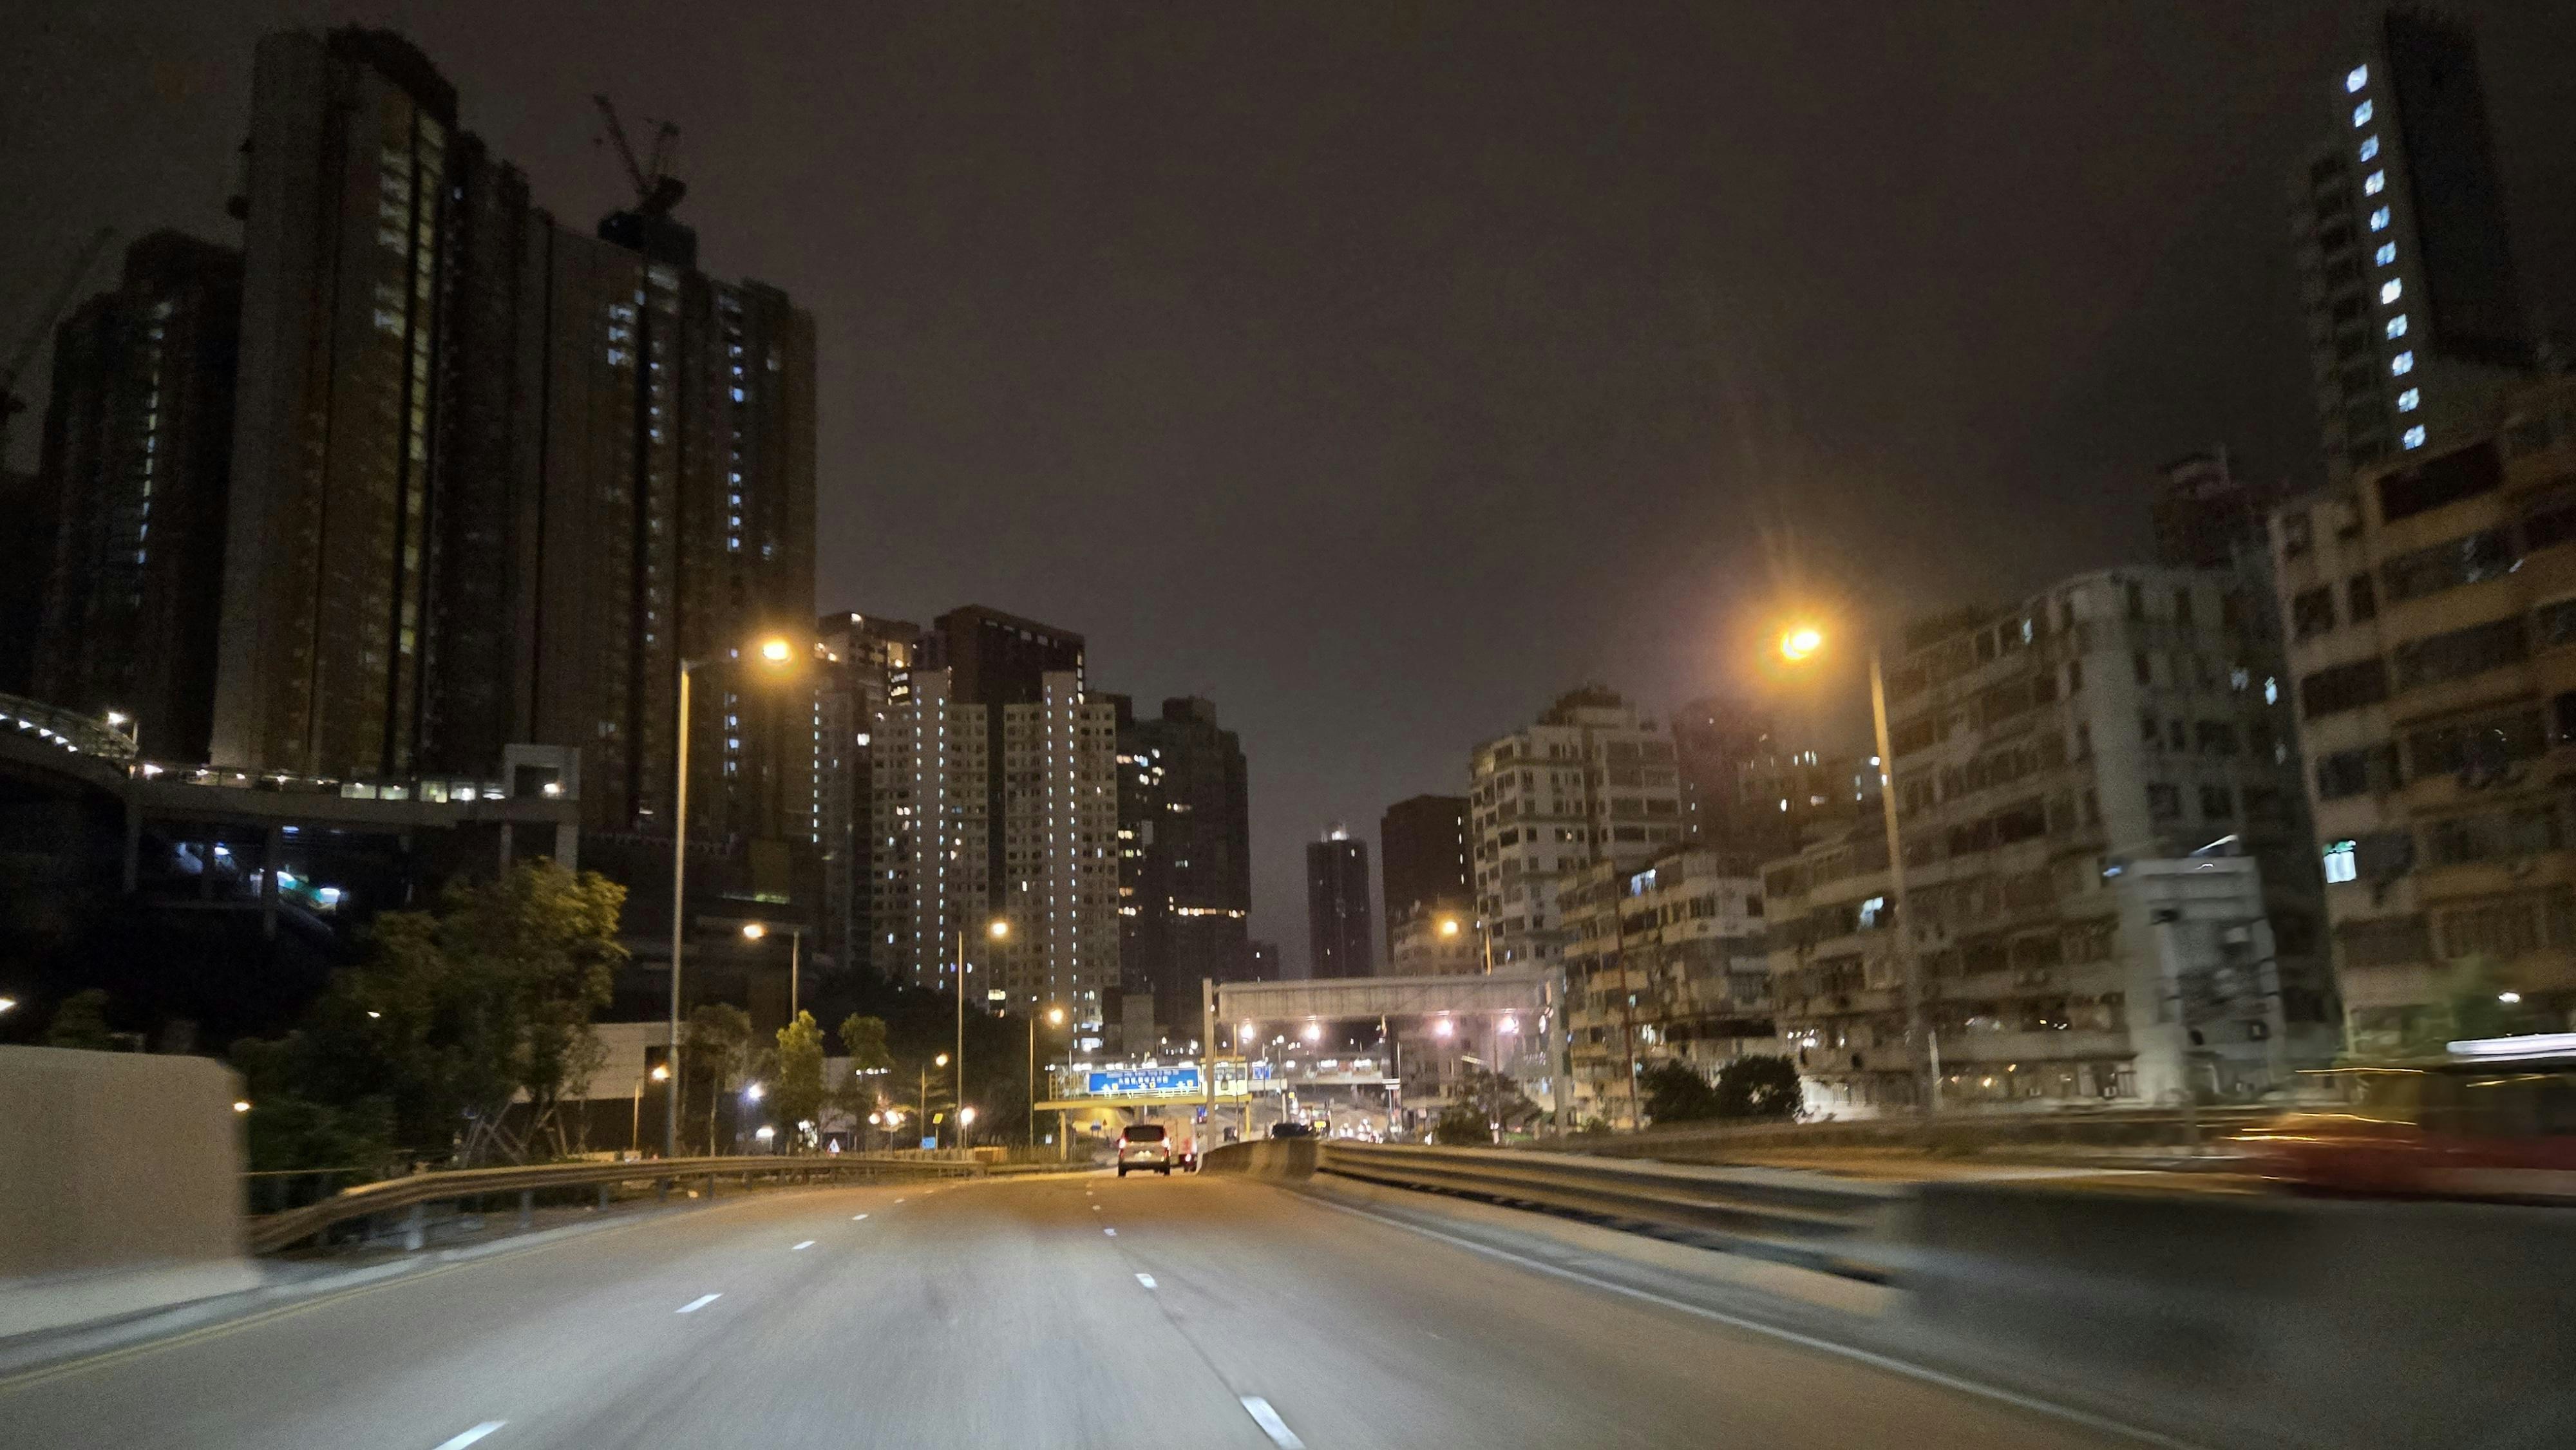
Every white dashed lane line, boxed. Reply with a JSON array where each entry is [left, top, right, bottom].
[[851, 1213, 868, 1220], [676, 1294, 722, 1314], [1103, 1228, 1117, 1237], [792, 1240, 816, 1251], [431, 1422, 506, 1449], [1135, 1273, 1157, 1289], [1240, 1397, 1305, 1449]]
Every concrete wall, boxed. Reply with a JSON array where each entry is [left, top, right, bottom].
[[1201, 1138, 1319, 1180], [0, 1047, 258, 1337]]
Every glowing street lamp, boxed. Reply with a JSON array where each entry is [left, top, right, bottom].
[[958, 918, 1010, 1145], [1779, 626, 1824, 662]]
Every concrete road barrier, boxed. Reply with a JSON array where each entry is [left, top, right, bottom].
[[1200, 1139, 1320, 1179], [0, 1047, 259, 1338]]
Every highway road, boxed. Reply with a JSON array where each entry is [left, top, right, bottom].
[[0, 1171, 2146, 1449]]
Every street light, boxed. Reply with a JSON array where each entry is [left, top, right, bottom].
[[1030, 1004, 1067, 1153], [1776, 623, 1935, 1114], [957, 918, 1008, 1146], [919, 1053, 951, 1147], [667, 633, 800, 1164], [742, 920, 806, 1018], [633, 1062, 670, 1154]]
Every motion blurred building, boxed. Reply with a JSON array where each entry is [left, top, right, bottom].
[[2289, 9, 2530, 485], [30, 232, 242, 764], [1762, 572, 2334, 1113], [1561, 847, 1774, 1127], [1112, 695, 1252, 1028], [1305, 827, 1373, 978], [2270, 378, 2576, 1051], [1470, 688, 1685, 970], [871, 608, 1119, 1016]]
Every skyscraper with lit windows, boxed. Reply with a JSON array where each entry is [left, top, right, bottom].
[[2289, 9, 2529, 486]]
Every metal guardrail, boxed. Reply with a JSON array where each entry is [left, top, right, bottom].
[[247, 1153, 982, 1255], [1313, 1142, 1900, 1276]]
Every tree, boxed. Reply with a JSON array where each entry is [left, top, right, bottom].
[[1432, 1103, 1492, 1145], [1640, 1060, 1724, 1123], [1455, 1064, 1540, 1132], [44, 988, 116, 1050], [1714, 1055, 1803, 1120], [770, 1011, 828, 1151], [685, 1004, 757, 1154], [2344, 955, 2541, 1062]]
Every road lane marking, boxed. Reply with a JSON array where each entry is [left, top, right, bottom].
[[1240, 1396, 1304, 1448], [1303, 1196, 2212, 1450], [676, 1294, 722, 1314], [792, 1240, 816, 1251], [432, 1423, 506, 1450], [1135, 1273, 1157, 1289], [1104, 1228, 1117, 1237], [852, 1214, 869, 1220]]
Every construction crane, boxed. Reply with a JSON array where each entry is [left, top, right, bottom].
[[1, 225, 116, 465], [592, 95, 686, 218]]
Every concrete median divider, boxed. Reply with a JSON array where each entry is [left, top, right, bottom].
[[0, 1046, 260, 1339], [1891, 1182, 2576, 1449], [1200, 1139, 1320, 1179]]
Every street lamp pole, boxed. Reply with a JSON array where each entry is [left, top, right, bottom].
[[667, 659, 696, 1163]]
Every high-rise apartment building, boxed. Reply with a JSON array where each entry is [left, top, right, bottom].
[[1560, 847, 1773, 1126], [1762, 570, 2335, 1113], [1470, 688, 1685, 970], [1247, 939, 1281, 982], [1669, 698, 1875, 872], [871, 608, 1119, 1015], [31, 232, 242, 763], [1112, 696, 1251, 1027], [2289, 10, 2529, 485], [812, 612, 918, 972], [2271, 377, 2576, 1051], [1379, 795, 1470, 937], [213, 30, 466, 778], [1305, 829, 1373, 978]]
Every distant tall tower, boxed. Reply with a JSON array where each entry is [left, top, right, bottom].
[[871, 607, 1119, 1016], [2289, 8, 2529, 485], [1305, 827, 1373, 979], [812, 612, 918, 973], [32, 232, 242, 763], [1112, 696, 1253, 1028]]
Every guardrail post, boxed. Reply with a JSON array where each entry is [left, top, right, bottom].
[[402, 1201, 426, 1252], [598, 1182, 611, 1210], [518, 1188, 533, 1231]]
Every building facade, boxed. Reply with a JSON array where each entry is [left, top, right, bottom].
[[1386, 901, 1482, 975], [870, 608, 1118, 1017], [2289, 9, 2529, 486], [32, 232, 243, 764], [1560, 846, 1773, 1126], [1379, 795, 1470, 936], [2271, 377, 2576, 1052], [812, 612, 916, 972], [1470, 687, 1685, 971], [1763, 570, 2336, 1113], [1112, 695, 1252, 1028], [1305, 829, 1373, 978]]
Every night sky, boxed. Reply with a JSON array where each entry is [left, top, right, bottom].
[[8, 2, 2575, 972]]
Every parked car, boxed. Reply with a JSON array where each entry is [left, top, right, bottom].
[[1115, 1123, 1172, 1176]]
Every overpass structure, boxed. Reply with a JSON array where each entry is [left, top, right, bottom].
[[1202, 970, 1573, 1129]]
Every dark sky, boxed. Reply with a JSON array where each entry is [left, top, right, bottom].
[[8, 2, 2575, 972]]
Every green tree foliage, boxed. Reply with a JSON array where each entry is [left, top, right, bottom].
[[44, 988, 116, 1050], [229, 861, 625, 1169], [1455, 1064, 1540, 1132], [1713, 1055, 1803, 1120], [838, 1013, 893, 1073], [685, 1003, 757, 1154], [1640, 1060, 1724, 1123], [1432, 1103, 1492, 1145], [2344, 956, 2543, 1062], [770, 1011, 828, 1151]]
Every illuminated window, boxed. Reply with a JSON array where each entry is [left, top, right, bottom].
[[2391, 350, 2414, 376], [2379, 278, 2403, 305], [2364, 170, 2386, 196], [2359, 136, 2380, 162], [2323, 840, 2358, 883], [2353, 100, 2373, 126], [2375, 242, 2396, 267], [2403, 425, 2427, 450], [2369, 206, 2391, 232], [2397, 388, 2420, 413], [2386, 314, 2409, 339], [2346, 64, 2369, 93]]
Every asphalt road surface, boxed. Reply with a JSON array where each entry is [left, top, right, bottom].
[[0, 1172, 2143, 1449]]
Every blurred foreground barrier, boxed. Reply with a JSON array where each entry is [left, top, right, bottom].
[[1894, 1183, 2576, 1449], [0, 1046, 258, 1338], [247, 1153, 983, 1255], [1543, 1105, 2274, 1167]]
